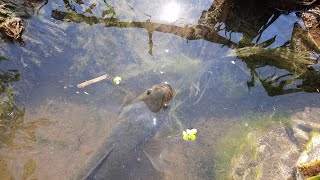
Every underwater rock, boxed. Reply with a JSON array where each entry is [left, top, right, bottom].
[[229, 126, 301, 180], [296, 132, 320, 179], [228, 108, 320, 180]]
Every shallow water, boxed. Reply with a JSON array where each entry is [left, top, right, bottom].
[[0, 0, 319, 179]]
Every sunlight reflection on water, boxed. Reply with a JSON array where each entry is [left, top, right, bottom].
[[160, 2, 181, 23]]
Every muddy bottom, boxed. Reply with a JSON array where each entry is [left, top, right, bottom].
[[0, 99, 117, 180]]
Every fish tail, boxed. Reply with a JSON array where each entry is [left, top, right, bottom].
[[84, 146, 115, 180]]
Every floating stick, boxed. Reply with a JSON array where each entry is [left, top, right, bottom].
[[77, 74, 108, 88]]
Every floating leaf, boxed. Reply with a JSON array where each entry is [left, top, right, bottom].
[[182, 129, 198, 141], [183, 131, 189, 141], [189, 134, 196, 140], [113, 76, 122, 85]]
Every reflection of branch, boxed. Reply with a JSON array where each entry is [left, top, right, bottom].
[[236, 47, 317, 74], [148, 31, 153, 55], [257, 71, 301, 96], [51, 5, 320, 96], [63, 0, 76, 12], [238, 46, 319, 96], [0, 70, 20, 85], [51, 10, 237, 48]]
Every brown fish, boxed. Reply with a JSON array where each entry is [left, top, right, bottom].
[[74, 83, 174, 180]]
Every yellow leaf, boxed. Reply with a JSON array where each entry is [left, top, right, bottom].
[[183, 134, 189, 141], [113, 76, 122, 85], [182, 131, 187, 136], [189, 134, 196, 140]]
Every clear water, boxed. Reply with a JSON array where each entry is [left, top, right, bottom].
[[0, 0, 319, 179]]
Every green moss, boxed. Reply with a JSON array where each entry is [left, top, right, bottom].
[[307, 175, 320, 180], [305, 132, 320, 153], [214, 113, 291, 180], [22, 159, 36, 180]]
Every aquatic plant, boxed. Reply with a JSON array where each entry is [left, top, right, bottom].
[[0, 57, 51, 150], [214, 113, 292, 179]]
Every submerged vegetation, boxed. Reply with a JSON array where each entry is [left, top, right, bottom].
[[214, 113, 292, 179], [0, 56, 50, 150]]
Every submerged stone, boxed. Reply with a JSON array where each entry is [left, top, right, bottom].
[[296, 132, 320, 179], [229, 126, 301, 180], [227, 108, 320, 180]]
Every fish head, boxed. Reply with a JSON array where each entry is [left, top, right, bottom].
[[141, 83, 174, 113]]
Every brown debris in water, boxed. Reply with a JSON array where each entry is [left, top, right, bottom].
[[297, 161, 320, 179], [301, 6, 320, 50], [1, 16, 24, 39]]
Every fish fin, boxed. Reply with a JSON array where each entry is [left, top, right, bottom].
[[143, 139, 168, 173], [84, 145, 115, 180], [117, 94, 136, 115]]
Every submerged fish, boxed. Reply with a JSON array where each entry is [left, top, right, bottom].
[[74, 83, 174, 180]]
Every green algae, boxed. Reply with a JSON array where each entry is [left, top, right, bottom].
[[305, 132, 320, 152], [214, 113, 291, 180], [22, 159, 36, 180], [307, 175, 320, 180], [0, 62, 51, 150]]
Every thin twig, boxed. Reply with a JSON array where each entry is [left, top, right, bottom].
[[77, 74, 108, 88]]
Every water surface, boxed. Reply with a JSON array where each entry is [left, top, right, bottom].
[[0, 0, 319, 179]]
